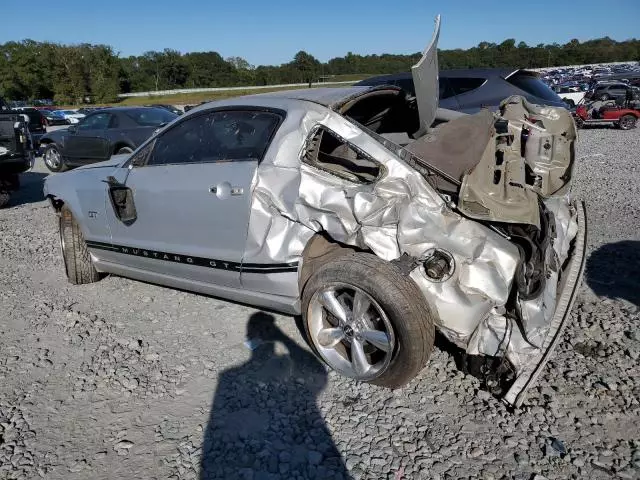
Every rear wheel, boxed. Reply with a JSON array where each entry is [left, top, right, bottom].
[[59, 207, 101, 284], [618, 114, 637, 130], [301, 252, 435, 388], [43, 144, 66, 172], [116, 146, 134, 155]]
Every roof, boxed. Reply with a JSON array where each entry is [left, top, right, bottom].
[[241, 86, 384, 108], [190, 86, 397, 113], [355, 68, 537, 85]]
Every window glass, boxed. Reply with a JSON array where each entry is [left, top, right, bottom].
[[506, 73, 562, 103], [438, 78, 456, 99], [302, 127, 382, 184], [78, 113, 111, 130], [394, 79, 416, 96], [125, 108, 177, 127], [449, 77, 486, 96], [148, 110, 281, 166]]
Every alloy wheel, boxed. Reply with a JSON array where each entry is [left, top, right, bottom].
[[307, 282, 395, 381], [44, 147, 61, 170]]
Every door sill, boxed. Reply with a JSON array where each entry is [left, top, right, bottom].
[[93, 259, 301, 315]]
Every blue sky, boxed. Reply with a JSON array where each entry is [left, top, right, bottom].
[[2, 0, 639, 65]]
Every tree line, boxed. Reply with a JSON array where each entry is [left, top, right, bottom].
[[0, 37, 638, 104]]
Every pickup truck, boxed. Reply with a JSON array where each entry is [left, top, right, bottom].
[[0, 98, 34, 207]]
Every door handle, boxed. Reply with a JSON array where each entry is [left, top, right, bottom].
[[209, 182, 243, 199]]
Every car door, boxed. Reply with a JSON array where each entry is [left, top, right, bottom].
[[99, 108, 283, 288], [64, 112, 112, 163]]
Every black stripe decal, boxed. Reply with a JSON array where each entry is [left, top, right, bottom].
[[85, 241, 298, 273]]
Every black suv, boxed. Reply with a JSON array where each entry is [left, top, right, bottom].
[[0, 98, 34, 207], [355, 68, 567, 113]]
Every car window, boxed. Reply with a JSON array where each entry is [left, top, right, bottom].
[[125, 108, 177, 127], [302, 126, 382, 184], [448, 77, 486, 96], [438, 78, 456, 99], [78, 113, 112, 130], [148, 110, 281, 166], [506, 73, 562, 103]]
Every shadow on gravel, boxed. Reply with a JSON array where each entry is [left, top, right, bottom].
[[7, 171, 49, 207], [586, 240, 640, 307], [200, 312, 347, 480]]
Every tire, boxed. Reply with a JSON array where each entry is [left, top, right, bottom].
[[301, 252, 435, 388], [59, 207, 101, 285], [598, 93, 610, 101], [43, 144, 66, 172], [0, 191, 10, 208], [116, 146, 134, 155], [618, 114, 637, 130]]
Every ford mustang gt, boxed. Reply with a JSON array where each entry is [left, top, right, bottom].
[[43, 17, 586, 406]]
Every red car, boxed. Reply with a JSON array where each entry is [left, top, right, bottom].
[[575, 102, 639, 130]]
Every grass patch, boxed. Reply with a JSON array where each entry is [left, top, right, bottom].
[[60, 80, 367, 109], [117, 82, 358, 106]]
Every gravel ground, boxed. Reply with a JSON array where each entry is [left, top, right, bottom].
[[0, 126, 639, 480]]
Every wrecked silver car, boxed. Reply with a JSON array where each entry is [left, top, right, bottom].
[[43, 18, 586, 406]]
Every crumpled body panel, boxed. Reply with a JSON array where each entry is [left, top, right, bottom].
[[458, 96, 577, 228], [242, 96, 578, 382]]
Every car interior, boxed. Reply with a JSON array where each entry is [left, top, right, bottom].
[[307, 87, 485, 194]]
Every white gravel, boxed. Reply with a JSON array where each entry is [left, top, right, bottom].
[[0, 126, 639, 480]]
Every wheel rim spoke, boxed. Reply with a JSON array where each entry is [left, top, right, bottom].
[[351, 338, 370, 376], [361, 329, 392, 352], [352, 290, 371, 322], [319, 290, 348, 324], [309, 283, 395, 381], [317, 327, 345, 349]]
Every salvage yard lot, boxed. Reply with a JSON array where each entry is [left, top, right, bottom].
[[1, 127, 639, 479]]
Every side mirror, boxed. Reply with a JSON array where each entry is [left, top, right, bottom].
[[68, 125, 77, 133]]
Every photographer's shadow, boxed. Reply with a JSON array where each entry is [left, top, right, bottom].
[[200, 312, 347, 480], [585, 240, 640, 307]]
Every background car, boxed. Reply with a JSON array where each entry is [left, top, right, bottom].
[[0, 97, 33, 208], [14, 107, 47, 148], [57, 110, 86, 124], [40, 109, 69, 126], [77, 107, 104, 115], [586, 82, 637, 101], [39, 106, 178, 172], [355, 68, 567, 113], [553, 85, 587, 107], [147, 104, 183, 115]]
